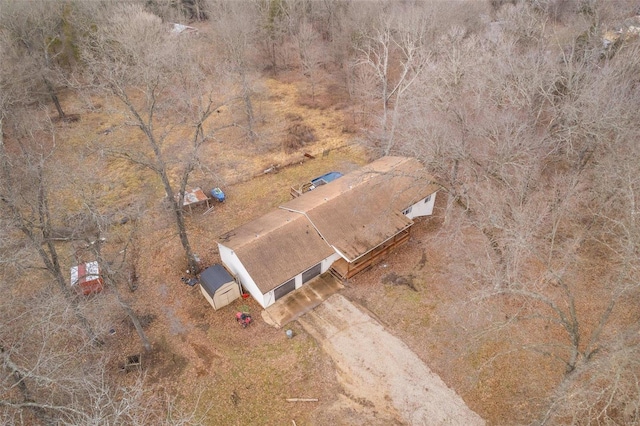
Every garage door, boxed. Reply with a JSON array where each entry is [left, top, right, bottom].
[[274, 278, 296, 301], [302, 263, 322, 284]]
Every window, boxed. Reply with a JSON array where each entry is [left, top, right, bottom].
[[424, 195, 431, 203], [403, 206, 412, 215]]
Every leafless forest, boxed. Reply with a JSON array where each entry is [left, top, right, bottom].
[[2, 0, 640, 424]]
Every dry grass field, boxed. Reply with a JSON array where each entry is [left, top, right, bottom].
[[49, 75, 374, 424]]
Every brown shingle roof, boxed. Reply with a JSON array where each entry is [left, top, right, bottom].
[[281, 156, 439, 261], [219, 209, 335, 294], [218, 157, 439, 293]]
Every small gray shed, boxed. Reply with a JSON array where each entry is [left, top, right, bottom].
[[199, 264, 241, 310]]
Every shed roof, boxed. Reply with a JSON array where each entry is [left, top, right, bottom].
[[199, 264, 235, 297], [218, 157, 439, 293], [70, 261, 101, 286]]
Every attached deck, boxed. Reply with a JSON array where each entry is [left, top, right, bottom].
[[290, 181, 314, 198], [330, 227, 411, 280]]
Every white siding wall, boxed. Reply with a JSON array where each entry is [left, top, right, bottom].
[[322, 252, 342, 272], [403, 192, 437, 219], [218, 243, 267, 308], [264, 290, 276, 307], [221, 242, 385, 309]]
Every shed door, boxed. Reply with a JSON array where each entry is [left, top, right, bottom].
[[302, 263, 322, 284], [274, 278, 296, 301], [216, 287, 237, 308]]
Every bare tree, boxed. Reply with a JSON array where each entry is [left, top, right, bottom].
[[78, 4, 236, 275], [0, 113, 103, 345], [67, 175, 155, 353], [0, 0, 79, 120], [387, 1, 640, 422], [145, 0, 208, 22], [214, 3, 260, 140], [352, 6, 429, 155], [0, 279, 205, 425], [293, 17, 325, 104], [254, 0, 289, 72]]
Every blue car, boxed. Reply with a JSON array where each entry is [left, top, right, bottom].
[[310, 172, 342, 190], [211, 187, 225, 202]]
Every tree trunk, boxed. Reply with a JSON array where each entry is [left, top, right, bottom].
[[0, 128, 97, 344], [117, 295, 152, 352], [1, 346, 53, 426], [36, 167, 99, 343], [241, 72, 256, 141], [137, 113, 198, 275], [160, 171, 198, 275], [176, 203, 198, 274], [43, 77, 65, 120]]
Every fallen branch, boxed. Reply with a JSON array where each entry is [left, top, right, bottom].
[[263, 164, 279, 174], [286, 398, 318, 402]]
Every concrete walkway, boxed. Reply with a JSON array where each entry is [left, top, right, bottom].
[[261, 273, 343, 328]]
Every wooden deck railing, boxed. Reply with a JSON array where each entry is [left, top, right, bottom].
[[329, 227, 412, 281]]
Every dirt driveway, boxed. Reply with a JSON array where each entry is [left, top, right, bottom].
[[298, 294, 485, 426]]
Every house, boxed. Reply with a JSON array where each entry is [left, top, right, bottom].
[[70, 261, 104, 295], [218, 156, 440, 309], [198, 263, 241, 310]]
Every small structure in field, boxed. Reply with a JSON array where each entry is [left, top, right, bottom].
[[199, 264, 241, 310], [70, 261, 104, 295], [123, 354, 142, 372], [178, 187, 211, 213]]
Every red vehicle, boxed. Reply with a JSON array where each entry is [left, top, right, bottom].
[[235, 312, 252, 328]]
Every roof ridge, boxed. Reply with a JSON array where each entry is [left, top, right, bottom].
[[219, 209, 308, 250]]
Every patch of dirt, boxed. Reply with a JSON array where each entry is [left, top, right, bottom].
[[381, 272, 418, 291], [145, 336, 189, 383], [298, 294, 485, 425]]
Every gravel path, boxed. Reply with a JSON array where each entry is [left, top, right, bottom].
[[298, 294, 485, 425]]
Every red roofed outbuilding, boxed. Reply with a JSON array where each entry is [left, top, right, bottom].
[[70, 261, 104, 295]]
